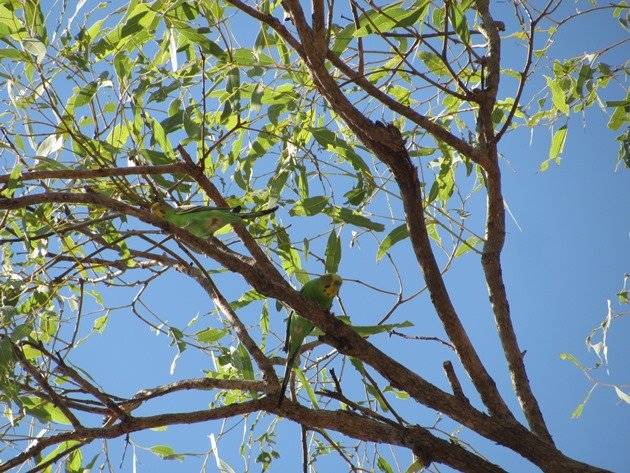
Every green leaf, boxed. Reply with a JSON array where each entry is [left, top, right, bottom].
[[149, 445, 185, 461], [221, 67, 240, 122], [21, 38, 46, 63], [150, 117, 175, 159], [196, 328, 229, 344], [405, 459, 425, 473], [11, 323, 32, 341], [377, 224, 409, 260], [571, 388, 594, 419], [606, 93, 629, 131], [1, 163, 23, 198], [560, 352, 585, 371], [549, 125, 568, 160], [172, 22, 226, 59], [275, 226, 304, 278], [290, 196, 329, 216], [448, 1, 470, 45], [66, 448, 83, 473], [74, 81, 99, 108], [324, 230, 342, 274], [24, 1, 47, 41], [454, 236, 482, 257], [294, 367, 319, 408], [232, 343, 255, 381], [350, 320, 413, 337], [310, 318, 413, 337], [546, 76, 569, 115], [310, 127, 375, 187], [418, 51, 449, 77], [35, 134, 63, 157], [377, 456, 394, 473], [353, 1, 429, 37], [251, 82, 263, 112], [616, 129, 629, 169], [0, 337, 16, 365], [326, 207, 385, 232], [22, 397, 71, 424], [93, 313, 108, 333], [36, 441, 81, 469]]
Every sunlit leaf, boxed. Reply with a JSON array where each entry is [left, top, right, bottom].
[[290, 196, 329, 216], [196, 328, 229, 344], [377, 224, 409, 261], [549, 125, 568, 160], [325, 230, 341, 273], [546, 76, 569, 115], [326, 207, 385, 232], [449, 1, 470, 45], [377, 456, 394, 473], [614, 386, 630, 404], [454, 236, 482, 257], [149, 445, 185, 461], [294, 367, 319, 408], [232, 343, 255, 381]]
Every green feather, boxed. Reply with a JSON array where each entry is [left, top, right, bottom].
[[278, 274, 343, 406], [151, 202, 277, 237]]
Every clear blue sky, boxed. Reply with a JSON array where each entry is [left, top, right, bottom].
[[2, 2, 628, 472]]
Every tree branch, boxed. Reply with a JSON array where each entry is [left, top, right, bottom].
[[474, 0, 554, 444]]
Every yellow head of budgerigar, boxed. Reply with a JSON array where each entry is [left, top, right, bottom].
[[322, 274, 343, 298], [150, 202, 167, 218]]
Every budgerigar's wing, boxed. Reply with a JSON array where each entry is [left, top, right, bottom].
[[175, 205, 277, 236], [277, 275, 342, 406]]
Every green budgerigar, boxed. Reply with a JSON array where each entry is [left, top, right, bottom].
[[151, 201, 278, 237], [278, 273, 343, 406]]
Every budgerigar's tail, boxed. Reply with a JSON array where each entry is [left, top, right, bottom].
[[239, 206, 279, 220], [277, 350, 298, 407]]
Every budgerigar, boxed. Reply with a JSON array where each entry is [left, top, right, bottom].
[[150, 201, 278, 237], [278, 273, 343, 406]]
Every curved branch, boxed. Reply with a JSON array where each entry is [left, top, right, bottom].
[[0, 163, 187, 185], [277, 401, 507, 472], [474, 0, 554, 444]]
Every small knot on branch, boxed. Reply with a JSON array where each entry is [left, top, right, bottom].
[[374, 120, 408, 154]]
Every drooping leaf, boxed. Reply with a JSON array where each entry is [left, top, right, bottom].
[[614, 386, 630, 405], [325, 230, 342, 274], [290, 196, 329, 216], [377, 224, 409, 261], [448, 1, 470, 45], [454, 236, 482, 257], [196, 328, 229, 344], [326, 207, 385, 232], [546, 76, 569, 115], [149, 445, 185, 461], [294, 367, 319, 408], [549, 125, 568, 162]]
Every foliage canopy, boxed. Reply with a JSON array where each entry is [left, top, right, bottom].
[[0, 0, 627, 471]]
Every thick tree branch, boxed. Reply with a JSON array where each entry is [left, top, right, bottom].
[[474, 0, 554, 444], [0, 163, 187, 185], [277, 401, 507, 472]]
